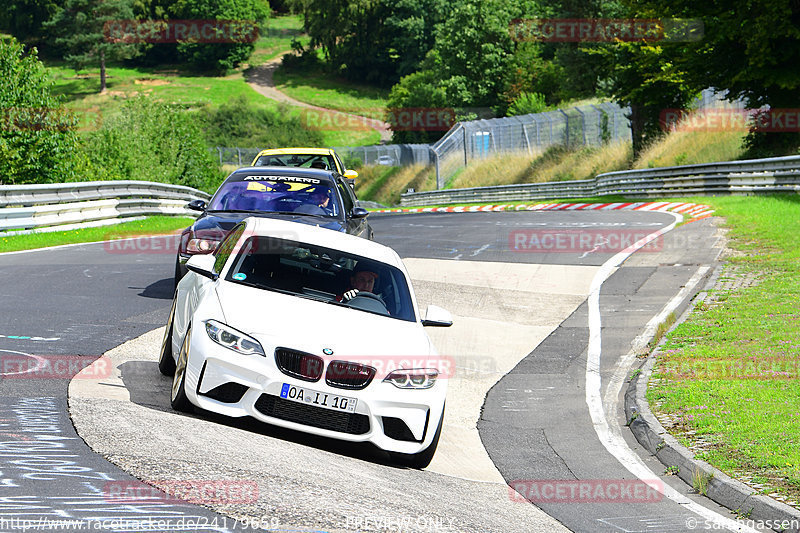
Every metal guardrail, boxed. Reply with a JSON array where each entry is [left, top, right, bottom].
[[0, 181, 211, 234], [400, 155, 800, 206]]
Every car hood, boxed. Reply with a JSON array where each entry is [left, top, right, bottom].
[[215, 282, 433, 358], [193, 211, 346, 236]]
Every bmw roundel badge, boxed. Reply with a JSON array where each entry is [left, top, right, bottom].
[[322, 348, 334, 355]]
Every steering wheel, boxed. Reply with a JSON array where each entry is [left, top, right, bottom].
[[348, 291, 383, 303]]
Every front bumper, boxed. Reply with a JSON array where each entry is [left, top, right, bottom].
[[180, 326, 447, 455]]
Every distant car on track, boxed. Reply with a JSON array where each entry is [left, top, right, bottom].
[[174, 166, 373, 285], [160, 217, 453, 468], [251, 147, 358, 181]]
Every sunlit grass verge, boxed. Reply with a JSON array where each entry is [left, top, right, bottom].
[[634, 128, 747, 169], [272, 65, 389, 115], [445, 141, 632, 190], [648, 194, 800, 505], [354, 164, 436, 206], [0, 216, 194, 253]]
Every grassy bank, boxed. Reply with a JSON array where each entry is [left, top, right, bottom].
[[273, 64, 389, 116], [0, 216, 194, 253], [648, 194, 800, 506], [354, 164, 436, 206]]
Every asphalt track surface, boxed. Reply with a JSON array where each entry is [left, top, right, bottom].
[[0, 210, 759, 532]]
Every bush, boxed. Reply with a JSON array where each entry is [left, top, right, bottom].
[[0, 37, 82, 184], [507, 92, 547, 116], [83, 96, 221, 192], [196, 95, 324, 148], [170, 0, 271, 72]]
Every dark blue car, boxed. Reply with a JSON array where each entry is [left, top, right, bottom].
[[175, 167, 373, 284]]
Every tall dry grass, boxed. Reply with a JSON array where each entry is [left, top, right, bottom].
[[446, 140, 632, 189], [633, 129, 746, 169], [354, 164, 435, 206]]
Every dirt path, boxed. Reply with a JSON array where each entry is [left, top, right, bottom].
[[246, 56, 392, 143]]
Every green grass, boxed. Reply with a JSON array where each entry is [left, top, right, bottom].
[[48, 61, 378, 147], [249, 15, 309, 66], [648, 194, 800, 503], [272, 64, 389, 115], [0, 216, 194, 253]]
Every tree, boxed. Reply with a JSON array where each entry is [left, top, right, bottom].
[[293, 0, 448, 86], [0, 38, 81, 184], [45, 0, 142, 92], [590, 42, 696, 157], [625, 0, 800, 155], [0, 0, 59, 45], [168, 0, 270, 72]]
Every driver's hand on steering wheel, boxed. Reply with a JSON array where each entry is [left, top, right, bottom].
[[342, 289, 359, 301]]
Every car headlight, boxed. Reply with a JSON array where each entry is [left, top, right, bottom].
[[205, 320, 265, 356], [383, 369, 438, 389], [186, 238, 220, 254]]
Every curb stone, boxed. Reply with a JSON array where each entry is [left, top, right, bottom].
[[624, 277, 800, 532], [370, 201, 715, 220]]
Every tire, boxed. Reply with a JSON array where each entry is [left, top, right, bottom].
[[170, 324, 194, 413], [389, 406, 444, 469], [173, 256, 183, 290], [158, 297, 177, 376]]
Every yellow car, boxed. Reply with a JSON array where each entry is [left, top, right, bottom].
[[251, 147, 358, 182]]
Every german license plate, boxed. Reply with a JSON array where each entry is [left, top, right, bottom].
[[279, 383, 357, 413]]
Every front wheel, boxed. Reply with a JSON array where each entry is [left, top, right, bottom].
[[388, 406, 444, 469], [170, 325, 194, 413], [158, 297, 177, 376]]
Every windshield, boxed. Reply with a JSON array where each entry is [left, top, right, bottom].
[[253, 153, 336, 172], [224, 236, 416, 322], [208, 175, 339, 218]]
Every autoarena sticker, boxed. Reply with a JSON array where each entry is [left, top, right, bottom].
[[242, 176, 321, 184]]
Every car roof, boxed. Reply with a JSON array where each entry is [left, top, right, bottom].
[[242, 216, 404, 270], [225, 166, 339, 185], [254, 147, 335, 157]]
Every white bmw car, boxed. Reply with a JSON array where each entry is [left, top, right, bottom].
[[159, 217, 452, 468]]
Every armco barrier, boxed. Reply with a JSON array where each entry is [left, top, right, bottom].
[[0, 181, 211, 234], [400, 155, 800, 206]]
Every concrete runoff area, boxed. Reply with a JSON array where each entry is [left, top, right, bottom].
[[69, 259, 599, 532]]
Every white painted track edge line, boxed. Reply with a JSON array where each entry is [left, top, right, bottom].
[[585, 214, 759, 532]]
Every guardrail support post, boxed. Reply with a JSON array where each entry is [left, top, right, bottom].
[[462, 125, 468, 167], [434, 151, 442, 190]]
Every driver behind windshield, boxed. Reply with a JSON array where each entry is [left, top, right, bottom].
[[294, 187, 333, 216], [340, 264, 378, 302]]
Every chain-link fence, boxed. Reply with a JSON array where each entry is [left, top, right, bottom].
[[213, 91, 742, 187], [211, 145, 432, 168], [212, 147, 263, 166], [430, 103, 630, 188], [332, 144, 431, 167]]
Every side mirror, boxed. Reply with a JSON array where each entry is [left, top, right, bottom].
[[421, 305, 453, 327], [186, 254, 218, 281], [343, 169, 358, 180], [351, 207, 369, 219], [187, 199, 207, 212]]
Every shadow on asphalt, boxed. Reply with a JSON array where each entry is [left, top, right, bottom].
[[133, 278, 174, 300], [118, 360, 407, 469]]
